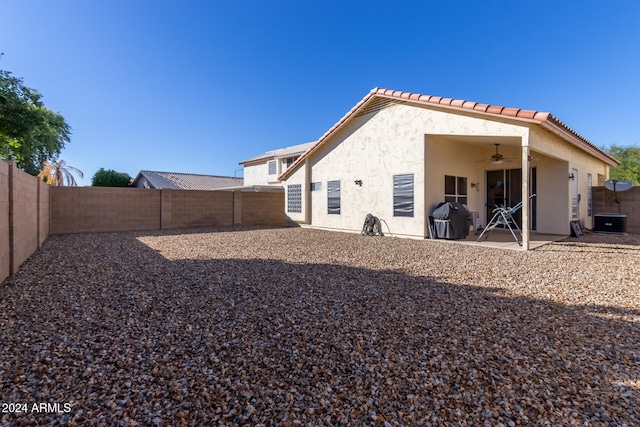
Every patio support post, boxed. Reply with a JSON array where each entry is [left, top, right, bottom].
[[304, 158, 311, 224], [521, 133, 530, 250]]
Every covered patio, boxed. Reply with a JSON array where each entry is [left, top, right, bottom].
[[425, 129, 609, 250], [443, 229, 567, 251]]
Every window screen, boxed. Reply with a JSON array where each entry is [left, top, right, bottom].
[[287, 184, 302, 213], [327, 180, 340, 214], [393, 174, 414, 217], [587, 173, 592, 217], [268, 160, 277, 175]]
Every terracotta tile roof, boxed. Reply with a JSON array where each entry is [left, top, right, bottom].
[[132, 171, 243, 190], [279, 88, 618, 180]]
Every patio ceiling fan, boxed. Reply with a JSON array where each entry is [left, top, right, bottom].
[[477, 144, 516, 164]]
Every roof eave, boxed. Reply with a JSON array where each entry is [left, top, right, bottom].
[[539, 120, 620, 167], [279, 88, 620, 179], [279, 90, 380, 180]]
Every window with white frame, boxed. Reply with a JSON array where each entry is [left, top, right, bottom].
[[284, 157, 298, 170], [393, 174, 414, 217], [327, 180, 340, 214], [287, 184, 302, 213], [310, 182, 322, 191], [444, 175, 467, 205], [268, 160, 277, 175]]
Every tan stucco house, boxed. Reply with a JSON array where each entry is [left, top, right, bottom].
[[239, 142, 314, 186], [276, 88, 619, 250]]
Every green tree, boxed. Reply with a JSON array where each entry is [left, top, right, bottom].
[[0, 68, 71, 175], [91, 168, 132, 187], [607, 144, 640, 185], [38, 160, 83, 186]]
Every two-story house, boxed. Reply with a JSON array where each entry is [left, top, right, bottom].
[[239, 142, 314, 186]]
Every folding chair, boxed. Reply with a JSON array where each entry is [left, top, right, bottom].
[[477, 194, 536, 246]]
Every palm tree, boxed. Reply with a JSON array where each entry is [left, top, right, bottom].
[[37, 160, 84, 186]]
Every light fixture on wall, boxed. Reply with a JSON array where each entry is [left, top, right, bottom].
[[354, 179, 363, 186], [569, 173, 575, 181]]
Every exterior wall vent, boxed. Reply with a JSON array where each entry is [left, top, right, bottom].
[[355, 98, 404, 117]]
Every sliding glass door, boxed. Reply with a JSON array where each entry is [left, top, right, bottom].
[[486, 168, 536, 230]]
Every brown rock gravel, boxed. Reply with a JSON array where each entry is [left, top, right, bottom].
[[0, 227, 638, 426]]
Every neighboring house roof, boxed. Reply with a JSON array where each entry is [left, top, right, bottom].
[[279, 88, 619, 180], [132, 170, 243, 190], [239, 141, 315, 165]]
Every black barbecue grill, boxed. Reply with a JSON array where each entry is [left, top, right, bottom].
[[430, 202, 472, 239]]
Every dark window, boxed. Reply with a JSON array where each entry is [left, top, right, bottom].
[[284, 157, 297, 170], [393, 174, 414, 217], [445, 175, 467, 205], [287, 184, 302, 213], [587, 173, 592, 217], [327, 180, 340, 214], [268, 160, 277, 175], [310, 182, 322, 192]]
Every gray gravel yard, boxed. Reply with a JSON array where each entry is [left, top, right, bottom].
[[1, 227, 639, 426]]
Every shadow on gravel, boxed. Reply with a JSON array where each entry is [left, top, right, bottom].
[[0, 231, 638, 426]]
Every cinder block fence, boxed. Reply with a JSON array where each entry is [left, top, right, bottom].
[[0, 162, 49, 282], [592, 186, 640, 235], [2, 159, 638, 283], [0, 161, 287, 283]]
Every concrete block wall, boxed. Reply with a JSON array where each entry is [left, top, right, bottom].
[[592, 186, 640, 235], [0, 162, 10, 282], [0, 170, 287, 282], [50, 187, 162, 234], [0, 162, 48, 283], [166, 190, 234, 228], [38, 180, 49, 248], [241, 192, 288, 226], [49, 187, 287, 234], [10, 163, 39, 277]]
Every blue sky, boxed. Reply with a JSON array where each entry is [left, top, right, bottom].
[[2, 1, 639, 184]]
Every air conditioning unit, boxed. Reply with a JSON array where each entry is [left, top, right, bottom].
[[593, 214, 627, 234]]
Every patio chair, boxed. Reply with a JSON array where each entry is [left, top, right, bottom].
[[476, 194, 536, 246]]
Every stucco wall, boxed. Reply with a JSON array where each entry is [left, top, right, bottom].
[[530, 127, 610, 232], [307, 109, 426, 237], [290, 103, 530, 238], [243, 163, 267, 186], [531, 153, 570, 234], [283, 101, 613, 239], [424, 136, 519, 227], [243, 161, 281, 186]]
